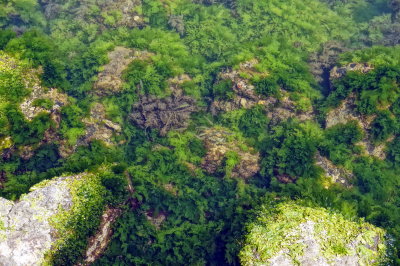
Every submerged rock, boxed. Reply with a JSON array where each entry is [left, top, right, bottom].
[[0, 174, 79, 266], [15, 64, 68, 121], [325, 95, 391, 160], [210, 60, 275, 115], [59, 103, 122, 157], [82, 207, 123, 264], [131, 90, 197, 136], [240, 202, 387, 266], [40, 0, 144, 29], [210, 59, 313, 123], [330, 63, 374, 81], [0, 172, 110, 266], [315, 152, 354, 188], [199, 128, 260, 179], [94, 47, 152, 96]]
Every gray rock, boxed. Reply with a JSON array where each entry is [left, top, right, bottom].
[[0, 176, 78, 266]]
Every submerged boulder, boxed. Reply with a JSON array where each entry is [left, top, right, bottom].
[[0, 172, 107, 266], [0, 175, 75, 265], [240, 202, 387, 266]]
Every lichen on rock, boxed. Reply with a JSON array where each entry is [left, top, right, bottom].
[[240, 201, 387, 266], [0, 171, 110, 266]]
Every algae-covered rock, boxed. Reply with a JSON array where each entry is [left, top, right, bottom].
[[325, 95, 392, 159], [315, 151, 354, 188], [0, 172, 106, 266], [93, 47, 153, 96], [131, 89, 198, 136], [59, 103, 122, 157], [199, 127, 260, 179], [240, 202, 387, 266]]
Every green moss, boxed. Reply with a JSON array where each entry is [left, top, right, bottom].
[[0, 219, 4, 231], [240, 201, 386, 265], [0, 136, 12, 152], [44, 173, 107, 264], [32, 98, 53, 109], [224, 150, 240, 178]]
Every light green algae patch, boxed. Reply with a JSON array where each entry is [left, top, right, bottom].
[[240, 201, 386, 266], [43, 172, 108, 264]]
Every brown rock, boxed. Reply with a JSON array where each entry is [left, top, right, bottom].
[[199, 128, 260, 179], [82, 207, 123, 264], [94, 47, 153, 96], [330, 63, 374, 81], [131, 90, 197, 136], [145, 210, 167, 230], [325, 95, 392, 160], [19, 67, 68, 121], [60, 103, 122, 157], [315, 152, 353, 188]]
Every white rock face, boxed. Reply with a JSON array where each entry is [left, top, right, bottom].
[[0, 176, 75, 266]]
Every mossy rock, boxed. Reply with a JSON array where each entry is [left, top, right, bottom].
[[240, 201, 387, 266], [0, 172, 108, 265]]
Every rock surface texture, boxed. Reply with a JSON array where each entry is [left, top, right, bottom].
[[0, 175, 81, 266], [330, 63, 374, 80], [59, 103, 122, 157], [83, 207, 123, 264], [327, 80, 392, 160], [19, 68, 68, 121]]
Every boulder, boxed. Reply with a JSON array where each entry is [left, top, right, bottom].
[[240, 202, 387, 266], [0, 175, 78, 265]]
